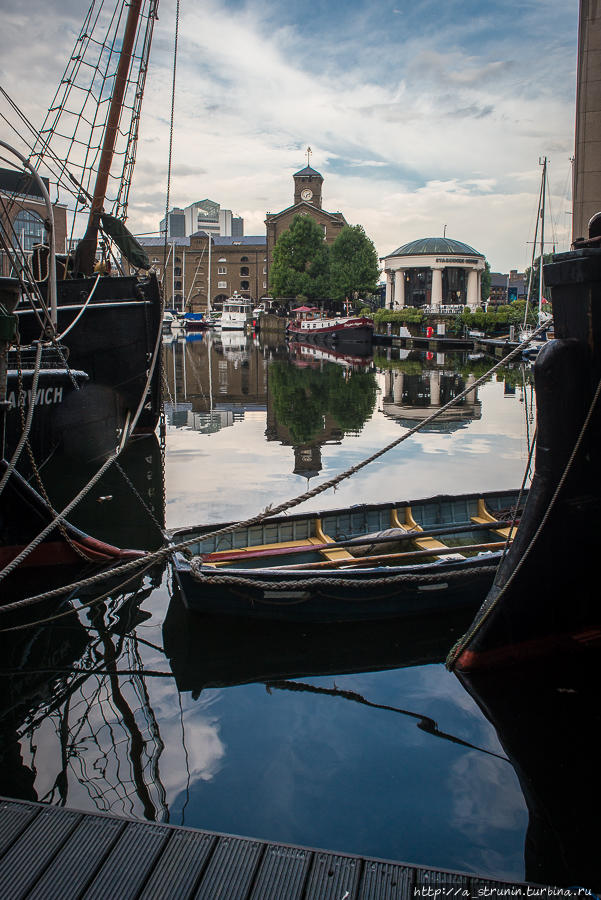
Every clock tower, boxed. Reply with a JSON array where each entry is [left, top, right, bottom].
[[293, 165, 323, 209]]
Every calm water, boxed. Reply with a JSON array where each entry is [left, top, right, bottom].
[[1, 330, 540, 881]]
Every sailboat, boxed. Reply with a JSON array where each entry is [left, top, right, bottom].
[[0, 0, 163, 479], [519, 157, 553, 357]]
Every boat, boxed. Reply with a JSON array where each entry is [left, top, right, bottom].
[[286, 305, 374, 346], [447, 218, 601, 671], [0, 459, 145, 573], [220, 293, 253, 330], [182, 312, 211, 332], [170, 488, 524, 622], [0, 0, 163, 459]]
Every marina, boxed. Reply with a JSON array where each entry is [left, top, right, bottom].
[[0, 0, 599, 893]]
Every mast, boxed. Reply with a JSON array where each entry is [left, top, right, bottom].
[[539, 156, 547, 323], [75, 0, 144, 276], [207, 235, 211, 315]]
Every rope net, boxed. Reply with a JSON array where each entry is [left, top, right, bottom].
[[0, 0, 158, 253]]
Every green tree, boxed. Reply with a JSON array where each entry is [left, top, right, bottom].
[[524, 253, 554, 301], [270, 215, 330, 300], [481, 260, 491, 302], [329, 224, 380, 303]]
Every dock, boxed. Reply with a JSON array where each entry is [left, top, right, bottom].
[[0, 796, 536, 899]]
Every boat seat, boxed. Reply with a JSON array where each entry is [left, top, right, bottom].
[[207, 537, 326, 567], [315, 519, 354, 562], [390, 507, 465, 560], [470, 499, 515, 539]]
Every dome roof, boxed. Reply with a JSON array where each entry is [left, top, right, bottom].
[[388, 237, 484, 258]]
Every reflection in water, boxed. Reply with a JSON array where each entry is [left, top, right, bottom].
[[0, 335, 559, 881], [459, 648, 601, 891]]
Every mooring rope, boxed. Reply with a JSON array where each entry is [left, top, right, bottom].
[[0, 323, 548, 616], [0, 341, 43, 498], [445, 369, 601, 669], [186, 563, 499, 592], [0, 278, 165, 583]]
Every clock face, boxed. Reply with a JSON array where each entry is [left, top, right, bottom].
[[301, 189, 313, 201]]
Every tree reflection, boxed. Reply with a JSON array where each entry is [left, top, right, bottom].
[[269, 361, 377, 444]]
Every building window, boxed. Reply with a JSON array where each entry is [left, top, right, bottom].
[[218, 280, 227, 289], [12, 209, 44, 251], [263, 267, 267, 275], [174, 267, 182, 276], [174, 280, 182, 290], [218, 257, 227, 262], [263, 281, 267, 289], [240, 280, 250, 290], [218, 267, 226, 274], [240, 256, 249, 262], [175, 256, 182, 263], [240, 266, 249, 276]]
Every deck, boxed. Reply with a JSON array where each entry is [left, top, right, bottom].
[[0, 796, 536, 899]]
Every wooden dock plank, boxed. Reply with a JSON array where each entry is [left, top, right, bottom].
[[194, 835, 264, 900], [81, 821, 168, 900], [0, 806, 81, 900], [0, 801, 39, 857], [0, 798, 537, 900], [26, 814, 125, 900], [304, 850, 362, 899], [138, 829, 217, 900], [359, 860, 415, 899], [249, 844, 312, 900]]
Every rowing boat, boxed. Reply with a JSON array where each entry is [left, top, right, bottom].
[[170, 488, 523, 622]]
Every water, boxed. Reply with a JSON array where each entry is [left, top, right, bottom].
[[0, 331, 538, 881]]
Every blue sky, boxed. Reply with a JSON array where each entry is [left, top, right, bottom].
[[0, 0, 579, 271]]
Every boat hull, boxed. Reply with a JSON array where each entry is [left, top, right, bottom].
[[171, 489, 522, 623], [16, 274, 162, 434], [287, 318, 373, 346]]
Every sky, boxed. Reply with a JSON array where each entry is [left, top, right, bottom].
[[0, 0, 579, 273]]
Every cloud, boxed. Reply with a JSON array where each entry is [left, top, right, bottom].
[[0, 0, 579, 271]]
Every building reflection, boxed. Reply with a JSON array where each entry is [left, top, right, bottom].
[[380, 352, 481, 431], [162, 332, 269, 432]]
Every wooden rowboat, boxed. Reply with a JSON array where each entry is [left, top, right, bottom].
[[170, 488, 523, 622]]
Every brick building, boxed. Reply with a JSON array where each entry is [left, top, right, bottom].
[[265, 164, 347, 285], [0, 166, 67, 276], [137, 232, 267, 311], [489, 270, 526, 305]]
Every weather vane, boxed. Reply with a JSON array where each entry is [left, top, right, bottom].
[[306, 146, 312, 166]]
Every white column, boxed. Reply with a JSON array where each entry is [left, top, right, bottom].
[[385, 272, 393, 308], [393, 372, 404, 404], [431, 266, 443, 307], [467, 269, 479, 308], [477, 269, 482, 304], [394, 269, 405, 308], [429, 371, 441, 406]]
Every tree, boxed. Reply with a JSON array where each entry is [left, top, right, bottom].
[[481, 260, 491, 302], [524, 253, 554, 301], [269, 215, 330, 300], [329, 224, 380, 304]]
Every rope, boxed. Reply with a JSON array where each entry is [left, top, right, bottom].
[[0, 341, 43, 498], [446, 370, 601, 669], [0, 273, 165, 582], [186, 563, 499, 592], [1, 324, 548, 613], [162, 0, 179, 265], [55, 273, 100, 340]]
